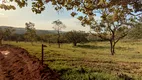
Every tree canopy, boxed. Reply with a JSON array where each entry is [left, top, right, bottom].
[[1, 0, 141, 14], [25, 22, 37, 45], [65, 30, 88, 46], [1, 0, 141, 28], [0, 27, 15, 45]]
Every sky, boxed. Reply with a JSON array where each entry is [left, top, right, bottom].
[[0, 1, 92, 32]]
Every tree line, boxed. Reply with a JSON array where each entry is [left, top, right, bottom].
[[0, 21, 89, 47], [0, 0, 141, 55], [0, 19, 142, 56], [0, 20, 142, 46]]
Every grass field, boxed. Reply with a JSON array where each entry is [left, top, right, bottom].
[[4, 40, 142, 80]]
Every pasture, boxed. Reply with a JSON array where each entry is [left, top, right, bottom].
[[4, 40, 142, 80]]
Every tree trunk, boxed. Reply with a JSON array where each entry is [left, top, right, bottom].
[[73, 42, 77, 46], [110, 40, 116, 55], [0, 35, 3, 45], [109, 30, 116, 55], [0, 39, 2, 45], [58, 40, 60, 48], [110, 41, 115, 55], [57, 30, 60, 48]]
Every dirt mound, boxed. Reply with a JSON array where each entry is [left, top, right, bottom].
[[0, 45, 59, 80]]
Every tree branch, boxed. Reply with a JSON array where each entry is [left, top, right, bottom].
[[114, 33, 127, 44]]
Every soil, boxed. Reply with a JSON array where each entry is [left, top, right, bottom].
[[0, 45, 59, 80]]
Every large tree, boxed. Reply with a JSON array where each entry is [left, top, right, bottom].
[[89, 7, 135, 55], [52, 19, 66, 48]]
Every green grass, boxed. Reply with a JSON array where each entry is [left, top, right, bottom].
[[3, 41, 142, 80]]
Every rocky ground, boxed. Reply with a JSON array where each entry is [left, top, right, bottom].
[[0, 45, 59, 80]]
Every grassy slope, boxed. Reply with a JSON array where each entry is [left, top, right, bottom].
[[4, 41, 142, 80]]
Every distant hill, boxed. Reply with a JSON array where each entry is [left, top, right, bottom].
[[0, 26, 63, 35]]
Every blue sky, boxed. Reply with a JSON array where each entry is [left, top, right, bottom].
[[0, 2, 91, 32]]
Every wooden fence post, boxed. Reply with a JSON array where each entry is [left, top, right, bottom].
[[41, 44, 47, 65]]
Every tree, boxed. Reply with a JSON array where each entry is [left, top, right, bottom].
[[52, 20, 66, 48], [11, 34, 25, 43], [0, 28, 4, 45], [44, 34, 52, 46], [0, 27, 15, 45], [127, 16, 142, 39], [128, 23, 142, 39], [24, 22, 37, 45], [38, 34, 53, 46], [88, 5, 135, 55], [65, 30, 88, 46], [4, 27, 15, 42]]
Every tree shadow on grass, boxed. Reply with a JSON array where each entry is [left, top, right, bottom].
[[77, 44, 110, 49]]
